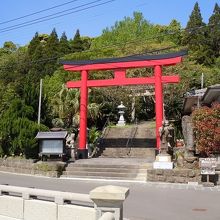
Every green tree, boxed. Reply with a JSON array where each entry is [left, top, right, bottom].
[[28, 43, 46, 82], [27, 32, 41, 57], [167, 20, 182, 45], [43, 28, 60, 76], [182, 2, 210, 64], [0, 98, 48, 157], [59, 32, 70, 56], [3, 41, 17, 53], [71, 29, 84, 53], [208, 3, 220, 62], [51, 84, 101, 129]]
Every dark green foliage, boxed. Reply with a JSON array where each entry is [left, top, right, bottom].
[[71, 29, 84, 53], [0, 99, 47, 157], [59, 32, 71, 55], [3, 41, 17, 53], [182, 2, 209, 64], [43, 28, 60, 76], [208, 3, 220, 62], [0, 7, 220, 158], [28, 32, 41, 57], [28, 43, 46, 82], [0, 99, 48, 157]]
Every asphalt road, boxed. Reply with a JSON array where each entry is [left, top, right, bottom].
[[0, 172, 220, 220]]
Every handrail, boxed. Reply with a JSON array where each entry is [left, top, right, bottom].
[[126, 124, 138, 148], [89, 117, 109, 158], [0, 184, 92, 205]]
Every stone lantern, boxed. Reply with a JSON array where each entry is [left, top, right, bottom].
[[117, 101, 126, 126]]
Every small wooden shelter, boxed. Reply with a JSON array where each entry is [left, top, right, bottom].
[[35, 131, 68, 160]]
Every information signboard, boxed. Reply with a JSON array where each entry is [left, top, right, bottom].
[[199, 158, 217, 175]]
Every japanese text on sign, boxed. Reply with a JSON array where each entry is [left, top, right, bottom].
[[199, 158, 217, 175]]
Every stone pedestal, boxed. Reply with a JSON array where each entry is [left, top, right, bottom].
[[202, 182, 215, 187], [90, 185, 129, 220], [153, 154, 173, 169]]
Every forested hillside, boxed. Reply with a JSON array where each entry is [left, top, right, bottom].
[[0, 3, 219, 157]]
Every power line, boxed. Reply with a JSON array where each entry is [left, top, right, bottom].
[[0, 0, 104, 31], [0, 0, 116, 33], [0, 0, 80, 25], [0, 21, 217, 70]]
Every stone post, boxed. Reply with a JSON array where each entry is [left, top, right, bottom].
[[90, 185, 129, 220], [182, 115, 194, 157]]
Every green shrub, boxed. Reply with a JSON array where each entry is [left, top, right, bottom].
[[192, 103, 220, 156]]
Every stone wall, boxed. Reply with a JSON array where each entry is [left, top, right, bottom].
[[0, 158, 65, 177], [147, 169, 201, 184]]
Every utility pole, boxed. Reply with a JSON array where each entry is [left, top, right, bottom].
[[38, 79, 43, 125], [201, 73, 204, 89]]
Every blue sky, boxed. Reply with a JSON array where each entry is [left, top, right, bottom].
[[0, 0, 218, 47]]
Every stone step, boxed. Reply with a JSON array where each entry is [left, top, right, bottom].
[[61, 174, 147, 181], [101, 140, 156, 145], [102, 126, 156, 139], [66, 163, 152, 169], [62, 158, 152, 181], [62, 170, 146, 178], [101, 148, 156, 159], [65, 167, 148, 173]]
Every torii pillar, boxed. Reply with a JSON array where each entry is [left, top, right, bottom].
[[61, 50, 187, 159]]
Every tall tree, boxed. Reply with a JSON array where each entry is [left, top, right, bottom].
[[208, 3, 220, 61], [43, 28, 60, 76], [167, 19, 182, 45], [59, 32, 70, 56], [71, 29, 84, 53], [182, 2, 209, 64], [27, 32, 40, 57], [28, 43, 46, 82], [0, 98, 48, 157]]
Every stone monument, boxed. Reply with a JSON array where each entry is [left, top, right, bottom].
[[181, 115, 198, 168], [182, 115, 194, 156]]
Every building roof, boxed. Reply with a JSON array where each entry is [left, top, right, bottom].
[[183, 84, 220, 115], [35, 131, 68, 139], [202, 84, 220, 104]]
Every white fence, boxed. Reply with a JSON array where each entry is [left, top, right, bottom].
[[0, 184, 129, 220]]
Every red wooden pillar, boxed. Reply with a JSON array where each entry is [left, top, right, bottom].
[[78, 70, 88, 158], [154, 65, 163, 150]]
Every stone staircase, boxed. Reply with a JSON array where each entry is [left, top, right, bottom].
[[99, 121, 156, 159], [61, 158, 152, 181], [61, 121, 156, 181]]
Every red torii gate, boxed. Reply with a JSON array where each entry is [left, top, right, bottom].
[[61, 50, 187, 159]]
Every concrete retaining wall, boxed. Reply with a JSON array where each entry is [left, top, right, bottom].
[[0, 185, 128, 220], [0, 158, 65, 177]]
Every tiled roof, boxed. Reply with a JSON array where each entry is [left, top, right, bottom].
[[35, 131, 68, 139]]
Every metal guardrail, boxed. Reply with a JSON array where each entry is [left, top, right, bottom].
[[0, 184, 93, 205]]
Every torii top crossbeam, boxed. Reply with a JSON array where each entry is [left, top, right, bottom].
[[61, 50, 187, 159]]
